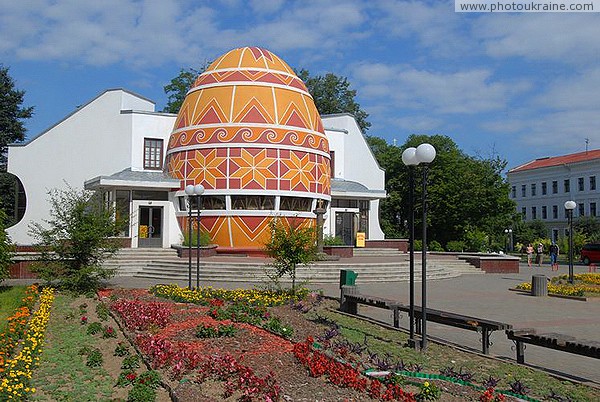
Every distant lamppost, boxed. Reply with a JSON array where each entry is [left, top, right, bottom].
[[504, 228, 513, 252], [185, 184, 205, 289], [401, 146, 418, 348], [415, 143, 436, 350], [564, 200, 576, 284]]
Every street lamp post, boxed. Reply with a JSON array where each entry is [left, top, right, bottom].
[[564, 200, 576, 284], [402, 147, 418, 348], [185, 184, 205, 290], [415, 143, 436, 350], [504, 228, 513, 252]]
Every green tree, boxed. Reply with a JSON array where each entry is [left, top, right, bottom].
[[162, 64, 210, 113], [29, 186, 123, 293], [368, 134, 516, 248], [514, 219, 548, 246], [263, 219, 316, 293], [0, 209, 13, 283], [574, 216, 600, 242], [297, 69, 371, 133], [0, 65, 34, 225]]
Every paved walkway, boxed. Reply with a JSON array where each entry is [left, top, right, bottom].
[[7, 256, 599, 385]]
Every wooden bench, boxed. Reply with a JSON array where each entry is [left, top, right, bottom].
[[340, 287, 512, 354], [506, 329, 600, 363]]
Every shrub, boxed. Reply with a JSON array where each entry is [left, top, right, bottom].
[[323, 235, 344, 246], [0, 209, 13, 283], [127, 383, 156, 402], [29, 186, 123, 293], [428, 240, 444, 252], [122, 355, 140, 370], [182, 229, 211, 247], [95, 302, 110, 321], [446, 240, 465, 252], [263, 317, 294, 338], [114, 342, 130, 357], [86, 322, 103, 335], [86, 348, 103, 367]]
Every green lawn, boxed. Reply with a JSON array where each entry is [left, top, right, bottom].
[[0, 285, 28, 333]]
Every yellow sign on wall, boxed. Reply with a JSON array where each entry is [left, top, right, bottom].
[[356, 232, 366, 247]]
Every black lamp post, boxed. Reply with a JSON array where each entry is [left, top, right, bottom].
[[401, 147, 418, 348], [185, 184, 204, 289], [415, 143, 436, 350], [564, 200, 576, 284]]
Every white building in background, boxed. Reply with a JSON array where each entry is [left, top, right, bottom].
[[7, 89, 385, 248], [507, 150, 600, 242]]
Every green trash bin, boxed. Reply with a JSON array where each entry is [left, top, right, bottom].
[[340, 269, 358, 288]]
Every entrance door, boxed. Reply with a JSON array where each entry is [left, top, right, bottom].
[[138, 206, 163, 248], [335, 212, 355, 246]]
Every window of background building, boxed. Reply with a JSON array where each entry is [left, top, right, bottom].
[[542, 206, 547, 219], [541, 182, 547, 195], [552, 180, 558, 194], [564, 179, 570, 193], [552, 205, 558, 219], [143, 138, 163, 170], [511, 186, 516, 198], [521, 207, 526, 219], [578, 177, 584, 191], [231, 195, 275, 210], [280, 196, 313, 211], [578, 203, 585, 216], [591, 202, 597, 217], [591, 176, 597, 191], [521, 184, 526, 197], [531, 183, 536, 196], [532, 206, 537, 219]]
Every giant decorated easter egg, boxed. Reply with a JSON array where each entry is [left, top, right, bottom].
[[166, 47, 330, 249]]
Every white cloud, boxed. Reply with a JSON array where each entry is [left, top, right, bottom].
[[476, 13, 600, 65], [353, 62, 531, 114], [533, 67, 600, 111]]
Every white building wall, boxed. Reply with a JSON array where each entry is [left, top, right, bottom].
[[7, 90, 158, 245], [129, 112, 176, 172], [322, 114, 386, 240]]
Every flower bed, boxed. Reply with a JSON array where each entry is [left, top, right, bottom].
[[515, 273, 600, 297], [0, 287, 54, 400]]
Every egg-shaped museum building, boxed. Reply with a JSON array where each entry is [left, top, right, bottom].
[[165, 47, 331, 250]]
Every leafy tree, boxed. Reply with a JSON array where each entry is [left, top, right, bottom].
[[574, 216, 600, 242], [514, 220, 548, 246], [297, 69, 370, 133], [0, 65, 34, 225], [263, 219, 316, 293], [0, 209, 13, 283], [29, 186, 123, 293], [162, 64, 210, 113], [368, 134, 516, 248]]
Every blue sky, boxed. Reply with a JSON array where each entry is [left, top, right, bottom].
[[2, 0, 599, 170]]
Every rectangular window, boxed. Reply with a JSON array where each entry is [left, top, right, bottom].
[[521, 184, 526, 197], [578, 203, 585, 216], [578, 177, 584, 191], [115, 190, 131, 237], [280, 196, 313, 212], [552, 205, 558, 219], [542, 206, 547, 219], [591, 176, 597, 191], [541, 182, 547, 195], [511, 186, 516, 198], [591, 202, 597, 217], [564, 179, 570, 193], [180, 195, 226, 210], [531, 183, 536, 196], [532, 206, 537, 219], [231, 195, 274, 210], [144, 138, 163, 170], [521, 207, 527, 220], [552, 180, 558, 194]]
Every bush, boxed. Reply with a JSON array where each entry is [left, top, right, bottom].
[[128, 383, 156, 402], [182, 229, 211, 247], [428, 240, 444, 252], [445, 240, 465, 252], [0, 209, 13, 283], [323, 235, 344, 246], [29, 186, 123, 293]]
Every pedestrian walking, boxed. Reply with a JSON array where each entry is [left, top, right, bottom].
[[549, 242, 559, 271], [536, 243, 544, 266], [526, 243, 534, 267]]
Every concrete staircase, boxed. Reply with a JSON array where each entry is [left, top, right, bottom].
[[104, 248, 483, 283], [353, 248, 406, 257]]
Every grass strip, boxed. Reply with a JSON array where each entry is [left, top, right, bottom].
[[0, 286, 28, 333], [30, 293, 115, 401]]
